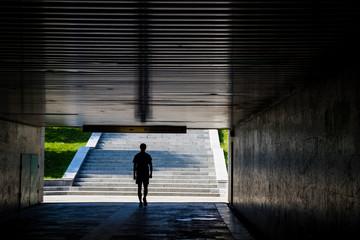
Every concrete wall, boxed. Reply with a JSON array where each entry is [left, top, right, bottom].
[[231, 64, 360, 239], [0, 119, 44, 214]]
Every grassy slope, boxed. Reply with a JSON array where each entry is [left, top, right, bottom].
[[44, 127, 91, 179], [218, 129, 229, 167]]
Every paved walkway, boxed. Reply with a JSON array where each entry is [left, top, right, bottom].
[[44, 195, 228, 203], [1, 200, 255, 240]]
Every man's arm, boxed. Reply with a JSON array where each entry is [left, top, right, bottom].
[[149, 161, 153, 178], [133, 163, 136, 180]]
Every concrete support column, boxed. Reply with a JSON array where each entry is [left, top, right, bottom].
[[0, 119, 44, 214]]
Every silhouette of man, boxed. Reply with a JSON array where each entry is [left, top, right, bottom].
[[133, 143, 153, 207]]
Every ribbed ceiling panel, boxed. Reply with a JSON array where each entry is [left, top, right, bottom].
[[0, 1, 358, 127]]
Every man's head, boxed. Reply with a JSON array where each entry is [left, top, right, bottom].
[[140, 143, 146, 152]]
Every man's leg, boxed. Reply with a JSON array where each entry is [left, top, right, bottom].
[[137, 183, 143, 207], [143, 183, 148, 206]]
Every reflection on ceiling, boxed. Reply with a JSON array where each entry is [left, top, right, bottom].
[[0, 1, 358, 128]]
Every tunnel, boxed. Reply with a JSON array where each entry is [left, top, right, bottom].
[[0, 1, 360, 239]]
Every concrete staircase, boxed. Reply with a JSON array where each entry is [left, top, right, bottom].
[[45, 130, 224, 197]]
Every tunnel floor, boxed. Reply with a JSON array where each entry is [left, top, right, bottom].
[[0, 202, 254, 240]]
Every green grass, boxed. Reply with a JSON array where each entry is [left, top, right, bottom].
[[218, 129, 229, 168], [44, 127, 92, 179]]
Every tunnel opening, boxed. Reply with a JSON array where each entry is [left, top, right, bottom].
[[43, 128, 230, 204]]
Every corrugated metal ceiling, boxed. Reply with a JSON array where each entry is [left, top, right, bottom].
[[0, 0, 359, 128]]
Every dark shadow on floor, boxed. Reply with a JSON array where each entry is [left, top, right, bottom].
[[0, 202, 256, 240]]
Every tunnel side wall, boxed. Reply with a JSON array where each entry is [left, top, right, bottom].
[[0, 120, 44, 214], [232, 65, 360, 239]]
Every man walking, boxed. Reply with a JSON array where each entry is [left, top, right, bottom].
[[133, 143, 153, 207]]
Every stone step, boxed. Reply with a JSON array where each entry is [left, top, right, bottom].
[[96, 149, 212, 153], [99, 134, 208, 139], [44, 191, 220, 197], [85, 159, 213, 164], [88, 148, 211, 152], [78, 171, 216, 177], [76, 174, 216, 180], [85, 158, 212, 162], [74, 178, 218, 184], [99, 138, 210, 142], [98, 143, 211, 146], [85, 159, 212, 163], [80, 166, 215, 171], [97, 143, 211, 147], [72, 182, 219, 188], [82, 163, 214, 169], [86, 156, 210, 160], [100, 133, 208, 137], [81, 165, 216, 172], [96, 146, 211, 150], [85, 157, 213, 162], [97, 141, 210, 144], [84, 159, 213, 163], [97, 141, 211, 144], [86, 153, 213, 157], [86, 155, 213, 159], [79, 170, 216, 174], [44, 186, 219, 193], [97, 136, 210, 140], [100, 134, 209, 138]]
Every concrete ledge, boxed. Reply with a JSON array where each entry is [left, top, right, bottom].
[[209, 130, 228, 181], [86, 133, 102, 148], [61, 133, 102, 183], [209, 130, 228, 198], [44, 179, 72, 186], [212, 148, 228, 182], [209, 129, 221, 149], [62, 147, 90, 181]]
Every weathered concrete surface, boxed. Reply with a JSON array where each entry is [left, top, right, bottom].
[[0, 202, 255, 240], [231, 63, 360, 239], [0, 120, 44, 214]]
